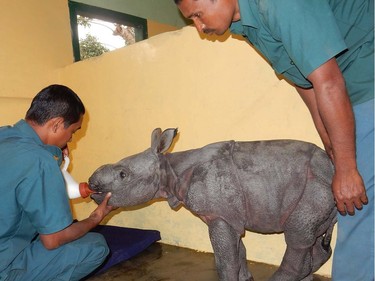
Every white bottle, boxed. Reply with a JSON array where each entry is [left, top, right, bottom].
[[61, 156, 92, 199]]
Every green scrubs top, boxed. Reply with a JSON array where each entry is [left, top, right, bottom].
[[0, 120, 73, 273], [230, 0, 374, 105]]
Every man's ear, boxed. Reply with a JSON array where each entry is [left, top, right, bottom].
[[48, 117, 65, 133]]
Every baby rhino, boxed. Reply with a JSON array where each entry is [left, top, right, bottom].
[[89, 128, 336, 281]]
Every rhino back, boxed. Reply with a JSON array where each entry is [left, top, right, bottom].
[[232, 140, 332, 232], [168, 140, 332, 234]]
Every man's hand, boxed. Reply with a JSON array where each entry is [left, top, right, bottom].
[[89, 192, 117, 224], [332, 168, 368, 215], [62, 146, 69, 158]]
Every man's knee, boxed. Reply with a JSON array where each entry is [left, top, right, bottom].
[[64, 232, 110, 280], [77, 232, 110, 263], [1, 233, 110, 281]]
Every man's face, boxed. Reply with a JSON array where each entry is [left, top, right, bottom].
[[49, 115, 83, 149], [177, 0, 240, 35]]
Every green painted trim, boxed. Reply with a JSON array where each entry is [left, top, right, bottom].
[[68, 1, 148, 62], [73, 0, 190, 28]]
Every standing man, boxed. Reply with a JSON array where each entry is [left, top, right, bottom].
[[0, 84, 115, 280], [174, 0, 374, 280]]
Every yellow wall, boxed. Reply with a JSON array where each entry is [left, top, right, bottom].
[[148, 20, 179, 37], [0, 1, 334, 277], [0, 0, 73, 99]]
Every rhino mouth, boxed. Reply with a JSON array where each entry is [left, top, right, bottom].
[[88, 181, 110, 204], [90, 192, 105, 204]]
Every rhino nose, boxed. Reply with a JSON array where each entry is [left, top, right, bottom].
[[88, 180, 100, 192]]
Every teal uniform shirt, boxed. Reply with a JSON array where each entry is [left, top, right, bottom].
[[230, 0, 374, 105], [0, 120, 73, 273]]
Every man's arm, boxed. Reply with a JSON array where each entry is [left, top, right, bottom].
[[296, 86, 333, 160], [39, 192, 115, 250], [297, 58, 367, 215]]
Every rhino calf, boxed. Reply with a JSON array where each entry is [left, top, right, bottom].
[[89, 128, 336, 281]]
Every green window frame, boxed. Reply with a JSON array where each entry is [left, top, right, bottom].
[[68, 1, 148, 62]]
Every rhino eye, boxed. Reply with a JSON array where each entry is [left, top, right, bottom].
[[120, 171, 127, 179]]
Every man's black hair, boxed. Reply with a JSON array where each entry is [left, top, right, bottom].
[[25, 84, 85, 127]]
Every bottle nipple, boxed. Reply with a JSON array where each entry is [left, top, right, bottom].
[[61, 156, 93, 199]]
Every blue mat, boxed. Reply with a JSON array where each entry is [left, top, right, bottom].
[[89, 225, 161, 275]]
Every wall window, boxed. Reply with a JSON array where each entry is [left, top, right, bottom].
[[68, 1, 148, 61]]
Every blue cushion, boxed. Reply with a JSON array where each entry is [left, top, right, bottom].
[[90, 225, 161, 274]]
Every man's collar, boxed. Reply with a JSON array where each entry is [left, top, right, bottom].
[[237, 0, 258, 28], [15, 119, 43, 145], [15, 119, 63, 165]]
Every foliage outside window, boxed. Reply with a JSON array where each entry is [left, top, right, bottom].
[[69, 1, 148, 61]]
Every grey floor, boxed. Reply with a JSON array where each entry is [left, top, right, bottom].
[[86, 242, 331, 281]]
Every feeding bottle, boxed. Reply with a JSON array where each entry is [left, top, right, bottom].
[[61, 156, 92, 199]]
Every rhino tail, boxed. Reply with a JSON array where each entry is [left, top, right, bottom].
[[322, 215, 337, 252], [311, 213, 337, 273]]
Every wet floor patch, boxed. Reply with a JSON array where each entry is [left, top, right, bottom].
[[86, 243, 331, 281]]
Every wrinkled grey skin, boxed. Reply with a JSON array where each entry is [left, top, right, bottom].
[[89, 128, 337, 281]]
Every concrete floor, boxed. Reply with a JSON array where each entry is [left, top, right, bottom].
[[86, 242, 331, 281]]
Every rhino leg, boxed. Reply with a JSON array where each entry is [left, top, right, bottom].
[[270, 164, 335, 281], [269, 244, 312, 281], [238, 238, 254, 281], [295, 226, 334, 281], [300, 274, 314, 281], [311, 213, 336, 272], [207, 218, 253, 281], [271, 219, 334, 281]]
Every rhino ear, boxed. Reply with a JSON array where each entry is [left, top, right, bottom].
[[152, 128, 178, 154], [151, 128, 162, 152], [158, 128, 178, 153]]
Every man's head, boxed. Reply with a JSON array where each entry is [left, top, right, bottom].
[[175, 0, 240, 35], [25, 84, 85, 149]]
